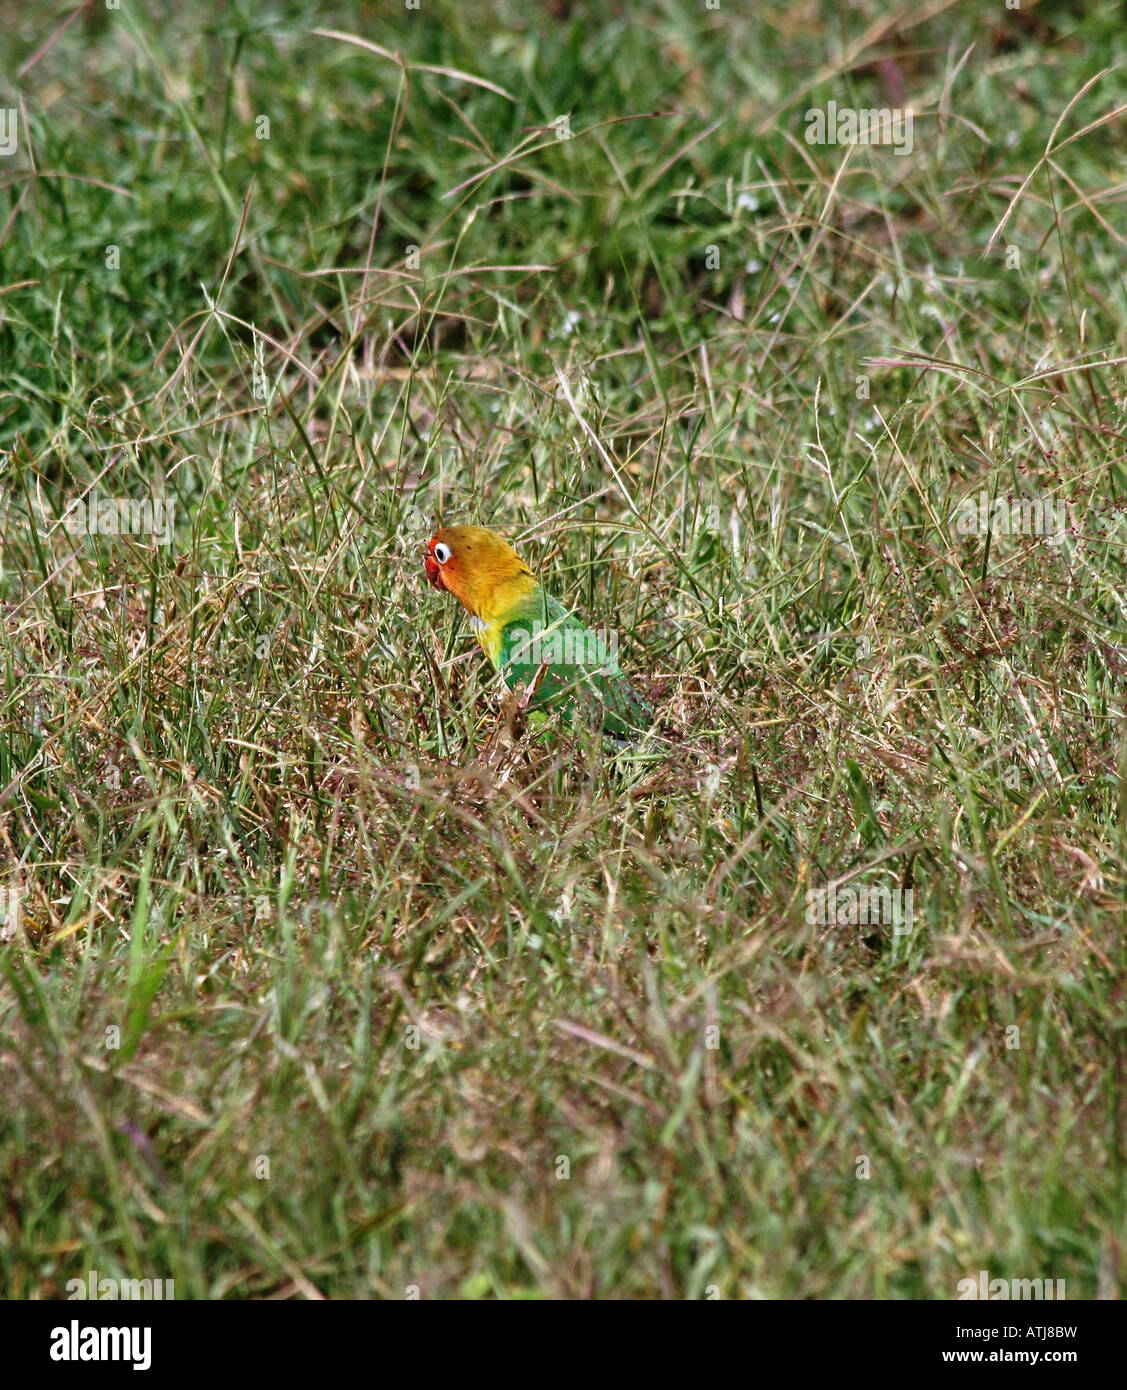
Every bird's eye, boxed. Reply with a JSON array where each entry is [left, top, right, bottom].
[[433, 542, 452, 564]]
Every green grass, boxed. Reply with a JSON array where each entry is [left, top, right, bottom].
[[2, 0, 1127, 1299]]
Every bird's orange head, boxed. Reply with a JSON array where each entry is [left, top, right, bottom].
[[424, 525, 536, 622]]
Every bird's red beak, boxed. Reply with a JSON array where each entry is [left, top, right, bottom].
[[424, 553, 445, 590]]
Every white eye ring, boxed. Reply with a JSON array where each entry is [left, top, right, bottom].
[[433, 542, 451, 564]]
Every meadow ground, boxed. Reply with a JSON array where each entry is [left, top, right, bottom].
[[2, 0, 1126, 1299]]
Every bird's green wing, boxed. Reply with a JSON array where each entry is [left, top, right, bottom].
[[499, 592, 652, 738]]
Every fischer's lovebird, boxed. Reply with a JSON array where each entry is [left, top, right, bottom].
[[424, 525, 652, 738]]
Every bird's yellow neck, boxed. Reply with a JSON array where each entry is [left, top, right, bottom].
[[468, 571, 541, 668]]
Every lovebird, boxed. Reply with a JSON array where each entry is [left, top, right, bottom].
[[424, 525, 652, 738]]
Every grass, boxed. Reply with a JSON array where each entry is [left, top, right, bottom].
[[2, 0, 1126, 1299]]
